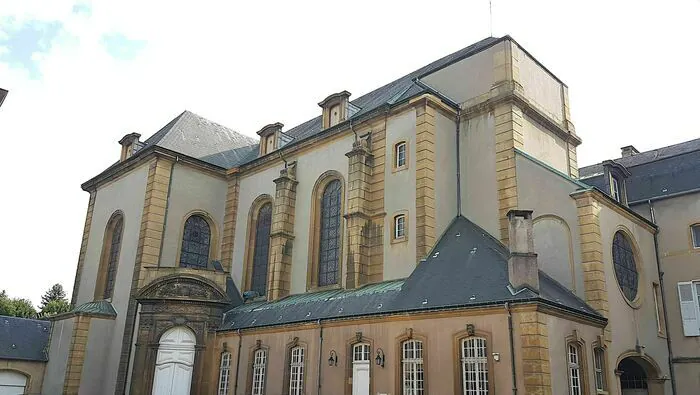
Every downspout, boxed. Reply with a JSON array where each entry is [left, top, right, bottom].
[[456, 109, 462, 216], [233, 329, 243, 395], [157, 156, 178, 266], [506, 302, 518, 395], [648, 200, 677, 395], [317, 319, 323, 395]]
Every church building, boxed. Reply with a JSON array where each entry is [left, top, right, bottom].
[[33, 36, 674, 395]]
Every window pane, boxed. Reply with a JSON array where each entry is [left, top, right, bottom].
[[461, 338, 488, 395], [251, 203, 272, 296], [218, 352, 231, 395], [318, 180, 342, 286], [396, 142, 406, 167], [104, 215, 124, 299], [179, 215, 211, 268], [692, 225, 700, 248], [612, 231, 639, 301], [252, 349, 267, 395]]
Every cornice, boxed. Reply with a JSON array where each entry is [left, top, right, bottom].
[[81, 146, 227, 192], [570, 188, 657, 233]]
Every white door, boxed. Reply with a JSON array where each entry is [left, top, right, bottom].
[[0, 371, 27, 395], [352, 344, 370, 395], [152, 326, 196, 395]]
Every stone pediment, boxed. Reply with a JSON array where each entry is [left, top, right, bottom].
[[136, 273, 229, 304]]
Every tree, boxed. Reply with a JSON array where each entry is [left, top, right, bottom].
[[40, 284, 67, 311], [39, 299, 71, 317], [10, 298, 37, 318], [0, 290, 14, 316]]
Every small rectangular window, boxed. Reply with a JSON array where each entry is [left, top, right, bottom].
[[289, 346, 304, 395], [593, 347, 606, 392], [394, 215, 406, 240], [691, 224, 700, 248], [610, 175, 621, 202], [395, 142, 407, 169]]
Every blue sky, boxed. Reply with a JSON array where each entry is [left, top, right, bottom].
[[0, 0, 699, 305]]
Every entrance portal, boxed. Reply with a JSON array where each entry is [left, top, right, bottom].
[[619, 358, 648, 395]]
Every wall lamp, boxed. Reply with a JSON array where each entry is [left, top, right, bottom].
[[375, 348, 385, 367], [328, 350, 338, 366]]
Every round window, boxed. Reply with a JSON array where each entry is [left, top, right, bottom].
[[612, 231, 639, 301]]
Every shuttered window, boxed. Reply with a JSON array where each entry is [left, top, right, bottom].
[[678, 281, 700, 336]]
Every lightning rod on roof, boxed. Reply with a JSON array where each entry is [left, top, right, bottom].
[[489, 0, 493, 37]]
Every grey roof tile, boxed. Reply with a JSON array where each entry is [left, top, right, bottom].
[[219, 216, 602, 331], [0, 316, 51, 361]]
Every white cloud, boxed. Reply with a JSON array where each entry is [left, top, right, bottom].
[[0, 0, 699, 306]]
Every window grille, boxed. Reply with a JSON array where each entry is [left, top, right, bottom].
[[179, 215, 211, 268], [318, 180, 342, 286], [612, 231, 638, 301], [251, 203, 272, 296]]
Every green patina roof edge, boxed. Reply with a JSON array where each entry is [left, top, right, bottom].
[[514, 148, 590, 189]]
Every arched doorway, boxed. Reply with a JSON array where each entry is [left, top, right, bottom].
[[0, 370, 27, 395], [617, 355, 665, 395], [152, 326, 196, 395]]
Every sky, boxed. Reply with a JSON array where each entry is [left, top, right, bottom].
[[1, 0, 698, 306]]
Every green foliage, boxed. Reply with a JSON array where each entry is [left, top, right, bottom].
[[8, 298, 37, 318], [40, 283, 67, 310], [39, 299, 71, 317]]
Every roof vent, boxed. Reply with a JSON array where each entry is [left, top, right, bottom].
[[318, 91, 351, 129], [621, 145, 640, 158], [118, 132, 142, 162]]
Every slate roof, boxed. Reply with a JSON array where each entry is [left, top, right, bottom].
[[220, 216, 601, 331], [141, 110, 259, 168], [579, 138, 700, 203], [0, 316, 51, 362]]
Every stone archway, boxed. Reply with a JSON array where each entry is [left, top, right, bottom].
[[616, 355, 666, 395]]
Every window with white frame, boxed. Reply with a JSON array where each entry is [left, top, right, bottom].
[[610, 175, 621, 202], [678, 281, 700, 336], [394, 214, 406, 240], [252, 349, 267, 395], [461, 337, 488, 395], [593, 347, 606, 392], [401, 339, 424, 395], [217, 352, 231, 395], [395, 141, 407, 168], [691, 224, 700, 248], [568, 344, 582, 395], [353, 343, 370, 362], [289, 346, 305, 395]]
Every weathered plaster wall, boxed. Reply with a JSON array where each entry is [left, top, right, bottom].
[[42, 317, 75, 395], [434, 111, 458, 238], [516, 46, 564, 123], [521, 115, 568, 174]]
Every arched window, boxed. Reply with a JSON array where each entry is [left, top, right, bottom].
[[180, 215, 211, 268], [612, 231, 639, 301], [395, 141, 407, 169], [95, 212, 124, 300], [251, 203, 272, 296], [288, 346, 305, 395], [401, 339, 424, 395], [217, 352, 231, 395], [251, 349, 267, 395], [318, 179, 342, 286], [461, 337, 488, 394], [567, 343, 583, 395], [394, 214, 406, 240]]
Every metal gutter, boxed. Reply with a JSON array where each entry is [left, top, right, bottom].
[[233, 329, 243, 395], [629, 187, 700, 206], [506, 302, 518, 395]]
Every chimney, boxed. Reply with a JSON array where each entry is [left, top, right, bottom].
[[318, 91, 351, 129], [257, 122, 284, 156], [506, 210, 539, 292], [118, 132, 141, 161], [620, 145, 639, 158]]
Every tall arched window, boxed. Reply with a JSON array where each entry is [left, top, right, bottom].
[[180, 215, 211, 268], [95, 212, 124, 300], [217, 352, 231, 395], [251, 203, 272, 296], [318, 179, 342, 286], [401, 339, 424, 394], [567, 343, 583, 395], [461, 337, 488, 394]]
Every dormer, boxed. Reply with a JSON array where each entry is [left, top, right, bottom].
[[118, 132, 142, 162], [257, 122, 284, 156], [318, 91, 351, 129], [602, 160, 632, 205]]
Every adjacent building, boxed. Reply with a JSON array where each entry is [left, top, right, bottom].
[[0, 316, 51, 394], [580, 138, 700, 391], [0, 35, 678, 395]]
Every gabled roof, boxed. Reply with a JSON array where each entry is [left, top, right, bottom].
[[579, 138, 700, 202], [142, 110, 259, 168], [219, 216, 602, 331], [0, 316, 51, 362]]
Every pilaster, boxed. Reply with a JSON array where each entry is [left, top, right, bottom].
[[573, 191, 610, 341], [268, 164, 298, 300], [63, 315, 91, 395], [345, 138, 373, 288], [491, 39, 524, 99], [519, 311, 552, 395], [70, 191, 96, 307], [415, 100, 437, 261], [221, 172, 240, 272], [494, 103, 524, 243], [368, 125, 386, 283], [115, 157, 173, 394]]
